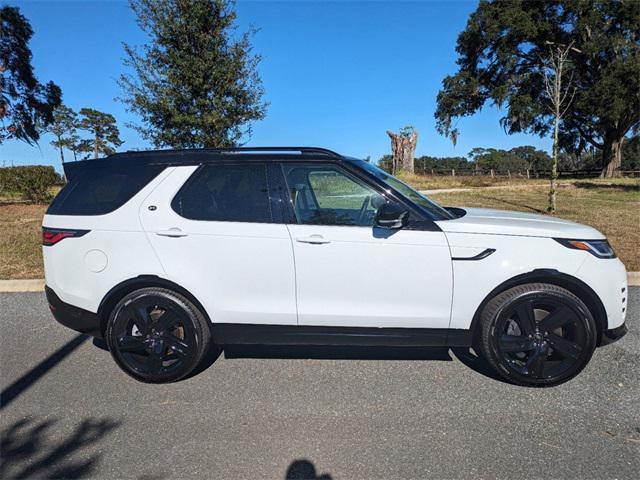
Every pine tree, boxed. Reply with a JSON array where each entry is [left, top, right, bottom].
[[46, 104, 79, 163], [77, 108, 123, 159]]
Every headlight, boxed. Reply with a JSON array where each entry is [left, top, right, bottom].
[[554, 238, 616, 259]]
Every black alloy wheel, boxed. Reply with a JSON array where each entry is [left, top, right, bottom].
[[479, 283, 597, 387], [106, 288, 211, 383]]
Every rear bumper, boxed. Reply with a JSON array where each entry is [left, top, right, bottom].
[[45, 286, 102, 338], [599, 322, 628, 347]]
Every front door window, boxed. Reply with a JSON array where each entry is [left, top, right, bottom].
[[282, 164, 386, 226]]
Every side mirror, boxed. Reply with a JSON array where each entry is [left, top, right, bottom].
[[374, 202, 409, 229]]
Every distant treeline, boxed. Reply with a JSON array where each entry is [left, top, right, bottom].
[[378, 136, 640, 174]]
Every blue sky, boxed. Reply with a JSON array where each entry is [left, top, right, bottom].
[[1, 0, 552, 171]]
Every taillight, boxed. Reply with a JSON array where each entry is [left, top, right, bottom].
[[42, 227, 90, 246]]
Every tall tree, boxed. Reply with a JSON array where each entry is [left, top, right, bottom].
[[77, 108, 123, 159], [46, 104, 79, 163], [435, 0, 640, 178], [119, 0, 267, 148], [0, 6, 61, 144]]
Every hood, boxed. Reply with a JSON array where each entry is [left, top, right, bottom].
[[435, 207, 605, 239]]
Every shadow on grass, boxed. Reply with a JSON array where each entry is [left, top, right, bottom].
[[0, 416, 120, 479], [574, 181, 640, 192], [477, 195, 546, 214]]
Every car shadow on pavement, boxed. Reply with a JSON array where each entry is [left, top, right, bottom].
[[285, 459, 332, 480], [0, 416, 120, 479], [450, 347, 508, 383], [223, 344, 453, 361], [95, 337, 507, 384]]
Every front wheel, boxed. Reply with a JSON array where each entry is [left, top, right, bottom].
[[106, 288, 212, 383], [478, 283, 597, 387]]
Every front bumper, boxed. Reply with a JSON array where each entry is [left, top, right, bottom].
[[45, 286, 103, 338], [600, 322, 628, 347]]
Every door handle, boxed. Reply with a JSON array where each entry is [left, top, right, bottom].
[[156, 228, 188, 238], [296, 234, 330, 244]]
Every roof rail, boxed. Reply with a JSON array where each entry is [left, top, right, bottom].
[[118, 146, 343, 158]]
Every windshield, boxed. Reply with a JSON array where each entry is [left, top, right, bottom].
[[352, 160, 455, 221]]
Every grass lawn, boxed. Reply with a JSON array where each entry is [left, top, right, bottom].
[[1, 178, 638, 279], [1, 204, 47, 279]]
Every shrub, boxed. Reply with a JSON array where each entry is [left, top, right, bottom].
[[0, 166, 61, 203]]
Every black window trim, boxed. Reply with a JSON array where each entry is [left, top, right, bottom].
[[170, 161, 276, 224], [276, 160, 441, 231]]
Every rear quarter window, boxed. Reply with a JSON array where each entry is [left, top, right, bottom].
[[47, 164, 165, 216]]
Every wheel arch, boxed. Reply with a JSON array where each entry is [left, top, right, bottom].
[[97, 275, 212, 337], [469, 269, 608, 346]]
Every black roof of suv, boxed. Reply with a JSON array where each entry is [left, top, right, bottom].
[[63, 147, 357, 180]]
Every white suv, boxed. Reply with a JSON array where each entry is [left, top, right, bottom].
[[43, 147, 628, 386]]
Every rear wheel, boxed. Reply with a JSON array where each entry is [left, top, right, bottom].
[[106, 288, 211, 383], [478, 283, 597, 387]]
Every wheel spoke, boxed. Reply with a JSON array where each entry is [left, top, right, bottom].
[[525, 350, 547, 378], [145, 350, 164, 374], [499, 335, 535, 353], [515, 302, 537, 335], [539, 306, 574, 333], [156, 311, 180, 331], [132, 306, 152, 335], [163, 334, 191, 357], [547, 333, 581, 360], [117, 335, 146, 353]]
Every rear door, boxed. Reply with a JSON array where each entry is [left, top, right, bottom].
[[139, 162, 297, 326], [281, 162, 453, 329]]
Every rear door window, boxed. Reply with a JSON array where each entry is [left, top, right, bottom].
[[172, 163, 272, 223], [47, 164, 165, 216]]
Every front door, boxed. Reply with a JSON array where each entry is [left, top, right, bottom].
[[281, 162, 453, 329]]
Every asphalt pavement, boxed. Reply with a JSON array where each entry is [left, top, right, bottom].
[[1, 289, 639, 479]]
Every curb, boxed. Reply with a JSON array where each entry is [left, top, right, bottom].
[[0, 279, 45, 292], [1, 273, 639, 293]]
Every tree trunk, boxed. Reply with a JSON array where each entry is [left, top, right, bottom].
[[386, 130, 418, 174], [600, 136, 623, 178], [94, 133, 99, 159], [548, 115, 559, 213]]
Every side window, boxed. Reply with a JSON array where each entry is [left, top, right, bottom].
[[282, 163, 386, 226], [47, 164, 165, 216], [172, 163, 272, 223]]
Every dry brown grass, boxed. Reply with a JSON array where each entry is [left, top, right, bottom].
[[429, 181, 640, 270], [1, 204, 46, 279], [398, 172, 640, 191], [395, 172, 548, 190]]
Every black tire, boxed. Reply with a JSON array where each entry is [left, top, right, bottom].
[[106, 287, 212, 383], [478, 283, 597, 387]]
